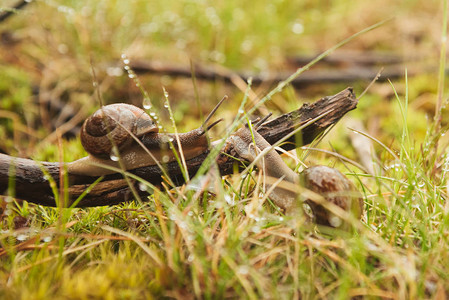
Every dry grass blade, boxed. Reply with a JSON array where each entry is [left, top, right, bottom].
[[15, 239, 107, 273]]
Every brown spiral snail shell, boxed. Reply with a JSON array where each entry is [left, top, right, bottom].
[[80, 103, 157, 158]]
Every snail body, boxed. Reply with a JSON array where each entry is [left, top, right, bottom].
[[68, 103, 217, 176], [230, 125, 363, 228]]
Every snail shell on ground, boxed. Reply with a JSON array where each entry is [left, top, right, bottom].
[[80, 103, 157, 157], [301, 165, 363, 228]]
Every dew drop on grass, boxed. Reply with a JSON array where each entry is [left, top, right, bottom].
[[143, 98, 152, 110], [224, 194, 235, 205], [251, 226, 261, 233], [237, 265, 249, 275], [329, 215, 342, 228], [138, 182, 148, 192], [291, 22, 304, 35], [43, 236, 53, 243], [187, 254, 194, 262], [17, 234, 28, 241], [162, 155, 170, 163], [110, 147, 119, 162]]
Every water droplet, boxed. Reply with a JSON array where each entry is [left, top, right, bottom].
[[124, 65, 130, 71], [251, 226, 261, 233], [128, 73, 135, 79], [224, 195, 235, 205], [238, 109, 244, 114], [17, 234, 28, 241], [187, 254, 194, 262], [138, 182, 148, 191], [291, 22, 304, 34], [329, 215, 342, 228], [43, 236, 52, 243], [110, 147, 119, 161], [149, 112, 157, 117], [143, 98, 152, 110], [121, 53, 127, 59], [237, 265, 249, 275], [162, 155, 170, 163], [57, 43, 68, 54], [187, 211, 194, 217], [123, 58, 130, 64]]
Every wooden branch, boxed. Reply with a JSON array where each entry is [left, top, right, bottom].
[[129, 60, 418, 88], [287, 50, 405, 67], [0, 88, 358, 207]]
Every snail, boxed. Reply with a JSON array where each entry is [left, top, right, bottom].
[[229, 123, 363, 228], [67, 100, 224, 176]]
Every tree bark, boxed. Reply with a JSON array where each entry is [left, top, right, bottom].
[[0, 87, 358, 207]]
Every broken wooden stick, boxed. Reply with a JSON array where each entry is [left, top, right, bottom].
[[0, 87, 357, 207], [129, 59, 420, 88], [287, 50, 405, 67]]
